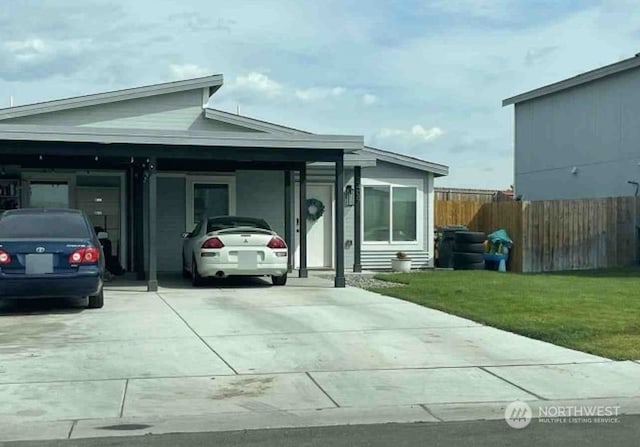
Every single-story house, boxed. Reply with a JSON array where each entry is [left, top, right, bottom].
[[0, 75, 448, 289]]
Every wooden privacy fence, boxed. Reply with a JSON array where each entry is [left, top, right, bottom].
[[435, 197, 639, 273], [436, 201, 524, 272]]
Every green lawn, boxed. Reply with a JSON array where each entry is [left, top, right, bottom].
[[371, 267, 640, 360]]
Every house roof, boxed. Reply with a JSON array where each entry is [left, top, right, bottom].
[[205, 108, 311, 135], [502, 54, 640, 106], [0, 75, 224, 120], [362, 146, 449, 177], [204, 109, 448, 175], [0, 75, 447, 174]]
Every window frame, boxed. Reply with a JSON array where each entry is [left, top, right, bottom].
[[361, 178, 423, 250]]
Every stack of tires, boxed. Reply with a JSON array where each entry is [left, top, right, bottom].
[[453, 231, 486, 270]]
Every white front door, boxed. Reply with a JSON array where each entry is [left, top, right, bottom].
[[295, 184, 333, 268]]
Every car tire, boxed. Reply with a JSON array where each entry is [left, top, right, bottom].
[[454, 231, 486, 244], [455, 261, 486, 270], [87, 287, 104, 309], [272, 274, 287, 286], [454, 242, 485, 253], [192, 256, 205, 287], [453, 252, 484, 265]]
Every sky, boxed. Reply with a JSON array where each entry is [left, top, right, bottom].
[[1, 0, 640, 189]]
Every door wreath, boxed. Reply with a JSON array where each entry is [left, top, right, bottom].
[[306, 198, 325, 221]]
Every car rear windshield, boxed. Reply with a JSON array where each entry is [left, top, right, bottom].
[[207, 217, 271, 233], [0, 212, 91, 238]]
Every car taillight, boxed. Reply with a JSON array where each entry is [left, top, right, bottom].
[[0, 250, 11, 264], [267, 237, 287, 249], [69, 247, 100, 264], [202, 237, 224, 249]]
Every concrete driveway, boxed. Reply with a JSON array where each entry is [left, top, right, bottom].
[[1, 274, 639, 441]]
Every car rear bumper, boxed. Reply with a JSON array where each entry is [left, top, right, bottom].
[[198, 261, 288, 278], [0, 273, 102, 299]]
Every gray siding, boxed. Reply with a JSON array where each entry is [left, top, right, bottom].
[[514, 68, 640, 200], [3, 89, 260, 133], [361, 250, 431, 269], [344, 168, 355, 269], [236, 171, 285, 236], [360, 161, 432, 270], [157, 177, 186, 272]]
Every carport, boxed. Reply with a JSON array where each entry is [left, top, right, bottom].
[[0, 125, 364, 289]]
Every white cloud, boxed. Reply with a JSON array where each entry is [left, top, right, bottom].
[[295, 86, 346, 101], [377, 124, 444, 142], [362, 93, 378, 105], [5, 38, 47, 54], [231, 71, 283, 97], [169, 64, 210, 80], [411, 124, 444, 140]]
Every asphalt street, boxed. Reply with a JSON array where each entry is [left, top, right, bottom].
[[5, 416, 640, 447]]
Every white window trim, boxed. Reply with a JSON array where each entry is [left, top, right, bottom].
[[185, 175, 236, 231], [361, 178, 423, 251]]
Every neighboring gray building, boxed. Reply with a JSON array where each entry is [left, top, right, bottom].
[[0, 75, 447, 288], [503, 54, 640, 201]]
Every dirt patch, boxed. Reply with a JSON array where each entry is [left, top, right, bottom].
[[210, 376, 275, 400]]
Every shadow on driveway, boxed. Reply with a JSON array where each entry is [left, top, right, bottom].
[[0, 297, 87, 316], [104, 272, 332, 291]]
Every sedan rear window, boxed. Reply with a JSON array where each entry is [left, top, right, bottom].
[[207, 217, 271, 233], [0, 212, 91, 238]]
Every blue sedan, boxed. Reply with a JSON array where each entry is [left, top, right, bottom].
[[0, 208, 105, 308]]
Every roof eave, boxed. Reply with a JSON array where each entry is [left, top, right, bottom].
[[363, 146, 449, 176], [502, 55, 640, 106], [204, 108, 308, 135], [0, 124, 363, 151]]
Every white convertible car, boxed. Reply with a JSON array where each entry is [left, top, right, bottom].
[[182, 216, 289, 286]]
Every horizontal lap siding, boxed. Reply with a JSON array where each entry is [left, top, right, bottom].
[[361, 250, 431, 270], [236, 171, 285, 236], [3, 89, 260, 132]]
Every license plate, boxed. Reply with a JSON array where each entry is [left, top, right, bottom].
[[237, 251, 258, 269], [25, 254, 54, 274]]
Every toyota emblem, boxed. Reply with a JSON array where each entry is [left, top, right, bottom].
[[35, 247, 45, 253]]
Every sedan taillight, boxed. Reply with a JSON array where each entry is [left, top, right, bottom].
[[0, 250, 11, 264], [69, 247, 100, 264], [267, 237, 287, 249], [202, 237, 225, 249]]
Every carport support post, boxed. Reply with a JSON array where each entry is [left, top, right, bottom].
[[298, 163, 308, 278], [284, 170, 294, 272], [146, 157, 158, 292], [353, 166, 362, 272], [334, 156, 346, 288]]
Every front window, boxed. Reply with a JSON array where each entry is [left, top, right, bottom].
[[392, 187, 417, 241], [193, 183, 229, 224], [363, 185, 418, 243], [29, 182, 69, 208], [363, 186, 390, 242]]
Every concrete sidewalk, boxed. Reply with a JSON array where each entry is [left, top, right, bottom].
[[0, 275, 639, 442]]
